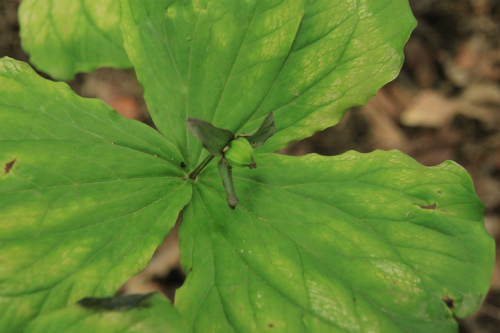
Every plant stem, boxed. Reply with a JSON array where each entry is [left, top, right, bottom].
[[189, 154, 215, 180]]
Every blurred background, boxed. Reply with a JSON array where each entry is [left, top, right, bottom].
[[1, 0, 499, 331]]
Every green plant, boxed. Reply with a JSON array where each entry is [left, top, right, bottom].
[[0, 0, 494, 332]]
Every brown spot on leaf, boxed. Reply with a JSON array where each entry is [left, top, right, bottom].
[[268, 323, 274, 328], [442, 296, 455, 309], [418, 203, 437, 210], [3, 159, 16, 175]]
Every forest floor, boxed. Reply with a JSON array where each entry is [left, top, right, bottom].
[[1, 0, 499, 332]]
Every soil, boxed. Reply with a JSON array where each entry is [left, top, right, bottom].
[[1, 0, 499, 331]]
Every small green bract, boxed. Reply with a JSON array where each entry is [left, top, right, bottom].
[[224, 137, 256, 169]]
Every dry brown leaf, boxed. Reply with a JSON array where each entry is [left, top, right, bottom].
[[401, 90, 459, 127]]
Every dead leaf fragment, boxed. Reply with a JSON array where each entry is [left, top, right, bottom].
[[401, 90, 459, 127]]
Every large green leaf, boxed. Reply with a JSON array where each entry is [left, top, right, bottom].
[[0, 58, 191, 332], [176, 151, 494, 333], [120, 0, 416, 169], [25, 293, 192, 333], [19, 0, 131, 80]]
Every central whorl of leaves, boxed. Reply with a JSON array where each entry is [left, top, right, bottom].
[[187, 113, 275, 208]]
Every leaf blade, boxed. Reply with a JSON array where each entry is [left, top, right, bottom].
[[176, 151, 494, 333], [0, 58, 191, 332], [120, 0, 415, 165], [19, 0, 131, 80]]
